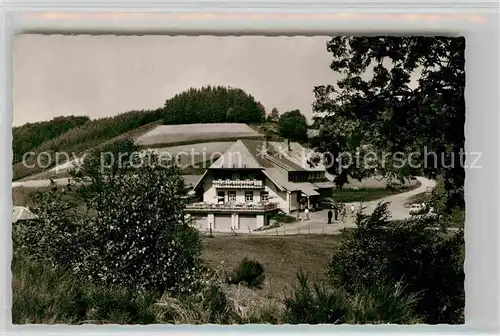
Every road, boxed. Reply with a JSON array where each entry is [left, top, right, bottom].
[[12, 177, 72, 189], [255, 176, 437, 236]]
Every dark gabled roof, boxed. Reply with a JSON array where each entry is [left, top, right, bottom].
[[210, 140, 263, 169], [192, 139, 333, 192], [237, 140, 274, 168], [241, 140, 306, 172]]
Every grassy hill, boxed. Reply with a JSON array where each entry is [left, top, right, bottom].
[[12, 109, 163, 181], [12, 85, 272, 182], [13, 115, 90, 164]]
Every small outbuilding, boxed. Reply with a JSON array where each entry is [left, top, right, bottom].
[[12, 206, 38, 224]]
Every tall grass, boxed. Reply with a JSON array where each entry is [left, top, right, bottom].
[[282, 271, 422, 324], [13, 252, 422, 325], [12, 253, 281, 324], [12, 253, 158, 324]]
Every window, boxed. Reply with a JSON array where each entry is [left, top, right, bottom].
[[228, 191, 236, 201], [260, 191, 269, 202], [245, 191, 254, 202], [217, 191, 225, 204]]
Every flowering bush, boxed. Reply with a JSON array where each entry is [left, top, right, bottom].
[[17, 143, 203, 295], [13, 186, 88, 269]]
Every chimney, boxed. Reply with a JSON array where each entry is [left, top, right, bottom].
[[287, 139, 291, 151]]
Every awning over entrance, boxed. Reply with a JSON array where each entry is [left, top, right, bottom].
[[300, 187, 320, 197], [292, 182, 320, 197], [313, 181, 336, 189]]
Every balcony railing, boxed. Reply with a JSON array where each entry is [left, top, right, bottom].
[[212, 179, 264, 189], [186, 202, 278, 213]]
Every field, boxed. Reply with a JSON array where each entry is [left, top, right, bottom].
[[16, 123, 263, 181], [152, 141, 233, 167], [201, 235, 341, 294], [14, 122, 160, 182], [135, 123, 263, 148], [333, 182, 420, 203], [24, 141, 234, 179]]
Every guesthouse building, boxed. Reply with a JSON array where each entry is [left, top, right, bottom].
[[185, 139, 335, 233]]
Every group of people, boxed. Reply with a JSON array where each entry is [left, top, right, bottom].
[[297, 203, 358, 223], [327, 203, 356, 224]]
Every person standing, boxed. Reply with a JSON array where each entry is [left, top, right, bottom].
[[304, 207, 310, 220], [334, 206, 338, 221], [328, 209, 333, 224], [350, 204, 356, 216]]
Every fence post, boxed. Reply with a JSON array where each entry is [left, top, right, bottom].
[[298, 227, 300, 235], [209, 222, 213, 237], [247, 225, 251, 234], [276, 228, 279, 236], [308, 224, 311, 234], [284, 225, 286, 235]]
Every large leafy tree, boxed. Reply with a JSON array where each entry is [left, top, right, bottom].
[[278, 109, 308, 142], [267, 107, 280, 123], [313, 37, 465, 208]]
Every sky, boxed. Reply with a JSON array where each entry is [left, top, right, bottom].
[[13, 34, 341, 127]]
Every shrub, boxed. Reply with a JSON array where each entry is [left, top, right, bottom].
[[282, 271, 347, 324], [13, 186, 88, 269], [202, 284, 231, 323], [227, 257, 265, 289], [282, 271, 421, 324], [344, 282, 422, 324], [270, 211, 297, 224], [327, 201, 464, 324]]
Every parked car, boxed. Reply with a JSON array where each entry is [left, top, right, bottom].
[[409, 203, 441, 219], [409, 203, 424, 215]]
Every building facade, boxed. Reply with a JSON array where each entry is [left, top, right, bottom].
[[185, 139, 335, 233]]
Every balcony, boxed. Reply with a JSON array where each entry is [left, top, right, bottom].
[[185, 201, 278, 213], [212, 179, 264, 189]]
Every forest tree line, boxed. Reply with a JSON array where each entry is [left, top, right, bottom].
[[13, 116, 90, 164], [12, 86, 270, 180], [162, 86, 266, 125]]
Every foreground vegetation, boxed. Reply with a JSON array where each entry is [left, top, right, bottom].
[[12, 147, 464, 325], [12, 250, 422, 325]]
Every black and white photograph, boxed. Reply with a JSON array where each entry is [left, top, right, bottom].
[[11, 35, 465, 325]]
